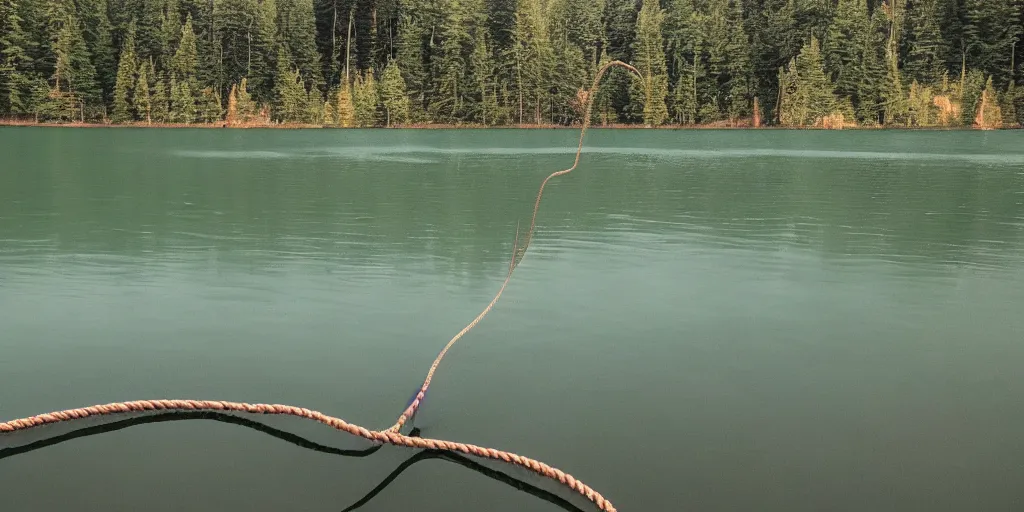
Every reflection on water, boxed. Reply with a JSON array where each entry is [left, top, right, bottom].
[[1, 127, 1023, 512]]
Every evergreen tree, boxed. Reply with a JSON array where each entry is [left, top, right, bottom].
[[276, 0, 322, 88], [904, 0, 949, 85], [273, 49, 307, 122], [76, 0, 116, 102], [379, 58, 410, 126], [0, 0, 32, 114], [963, 0, 1023, 86], [779, 36, 838, 126], [134, 60, 151, 122], [170, 14, 198, 121], [632, 0, 668, 125], [335, 83, 355, 126], [160, 0, 182, 63], [198, 86, 223, 122], [856, 8, 889, 124], [722, 0, 752, 120], [430, 0, 472, 123], [214, 0, 275, 99], [824, 0, 869, 103], [352, 67, 377, 126], [150, 61, 170, 122], [394, 0, 431, 118], [664, 0, 700, 124], [136, 0, 167, 64], [170, 77, 195, 122], [508, 0, 555, 124], [111, 24, 137, 123], [50, 8, 101, 112]]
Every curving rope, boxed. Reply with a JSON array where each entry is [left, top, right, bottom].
[[0, 60, 644, 512], [384, 60, 642, 434], [0, 400, 615, 511]]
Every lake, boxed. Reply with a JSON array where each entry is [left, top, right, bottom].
[[1, 127, 1023, 512]]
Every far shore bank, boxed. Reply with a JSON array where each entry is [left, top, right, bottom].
[[0, 119, 1018, 130]]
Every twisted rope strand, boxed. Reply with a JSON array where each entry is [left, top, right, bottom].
[[1, 60, 645, 512], [0, 400, 615, 512], [383, 61, 643, 434]]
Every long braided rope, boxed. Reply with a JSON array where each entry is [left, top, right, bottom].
[[384, 60, 642, 434], [0, 60, 643, 512]]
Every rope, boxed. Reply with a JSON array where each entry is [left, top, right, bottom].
[[0, 60, 643, 512], [384, 60, 642, 434], [0, 400, 615, 511]]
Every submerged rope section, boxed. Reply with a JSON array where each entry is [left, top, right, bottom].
[[0, 60, 642, 512]]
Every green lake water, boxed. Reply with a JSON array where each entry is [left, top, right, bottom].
[[1, 127, 1023, 511]]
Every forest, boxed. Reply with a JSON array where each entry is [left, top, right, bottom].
[[0, 0, 1021, 128]]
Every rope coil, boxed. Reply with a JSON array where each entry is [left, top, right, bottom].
[[0, 60, 643, 512]]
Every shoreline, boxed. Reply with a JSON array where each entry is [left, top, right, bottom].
[[0, 120, 1017, 130]]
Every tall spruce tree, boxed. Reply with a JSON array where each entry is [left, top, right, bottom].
[[0, 0, 32, 114], [111, 23, 137, 122], [632, 0, 668, 125]]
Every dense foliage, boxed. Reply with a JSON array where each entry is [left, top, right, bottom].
[[1, 0, 1021, 127]]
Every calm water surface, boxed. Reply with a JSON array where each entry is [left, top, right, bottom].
[[1, 127, 1023, 511]]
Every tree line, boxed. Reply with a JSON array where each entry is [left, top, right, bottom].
[[0, 0, 1021, 128]]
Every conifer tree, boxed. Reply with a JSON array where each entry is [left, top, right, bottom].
[[352, 67, 377, 126], [0, 0, 32, 114], [111, 24, 136, 123], [335, 83, 355, 127], [134, 60, 151, 122], [273, 49, 307, 122], [825, 0, 869, 103], [379, 58, 410, 127], [632, 0, 668, 125], [50, 8, 101, 114], [170, 14, 198, 122]]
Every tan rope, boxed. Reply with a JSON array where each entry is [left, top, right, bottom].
[[383, 60, 642, 434], [0, 400, 615, 511]]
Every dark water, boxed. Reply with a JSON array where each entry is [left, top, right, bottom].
[[1, 127, 1023, 511]]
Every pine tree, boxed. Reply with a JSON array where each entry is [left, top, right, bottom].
[[0, 0, 32, 114], [335, 83, 355, 126], [379, 58, 410, 127], [235, 77, 257, 122], [150, 62, 170, 122], [198, 87, 223, 122], [856, 8, 888, 124], [352, 67, 377, 126], [430, 0, 471, 123], [963, 0, 1023, 87], [273, 49, 307, 122], [394, 0, 431, 119], [303, 88, 322, 124], [50, 8, 101, 115], [905, 0, 949, 85], [76, 0, 116, 102], [136, 0, 168, 64], [160, 0, 182, 64], [632, 0, 668, 125], [214, 0, 275, 100], [723, 0, 752, 121], [974, 75, 1003, 127], [509, 0, 555, 124], [664, 0, 700, 124], [276, 0, 322, 89], [111, 24, 136, 123], [170, 14, 198, 122], [824, 0, 869, 102], [134, 60, 151, 122], [779, 36, 838, 126], [907, 79, 936, 126]]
